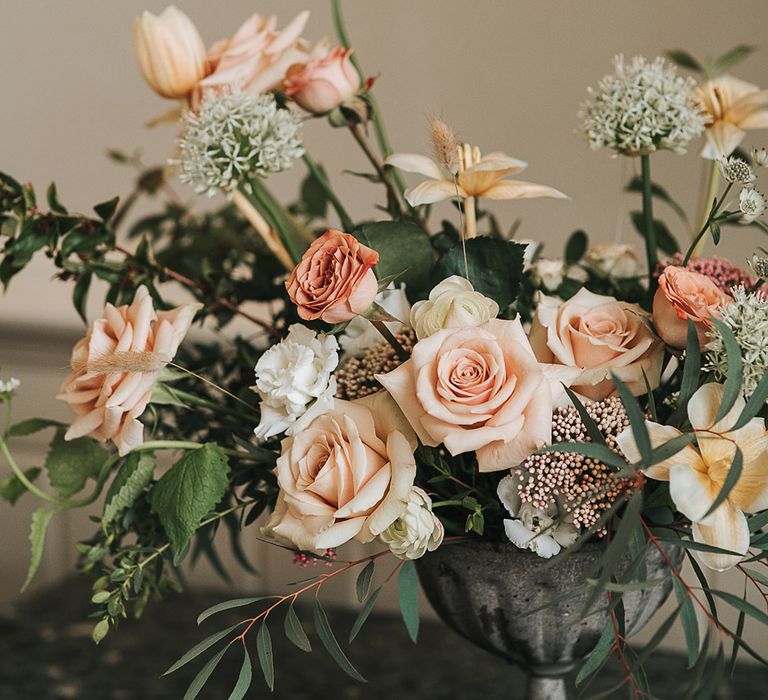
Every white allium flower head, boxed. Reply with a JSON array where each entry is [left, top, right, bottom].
[[252, 325, 338, 440], [719, 156, 756, 185], [0, 376, 20, 401], [580, 55, 706, 156], [176, 91, 304, 197], [739, 187, 766, 223], [379, 486, 444, 560], [707, 285, 768, 398]]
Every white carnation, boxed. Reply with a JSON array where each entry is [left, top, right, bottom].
[[379, 486, 444, 560], [252, 325, 338, 439], [584, 242, 639, 278], [339, 284, 411, 358], [410, 276, 499, 340]]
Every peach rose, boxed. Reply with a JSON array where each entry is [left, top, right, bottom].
[[529, 288, 664, 401], [286, 229, 379, 323], [377, 318, 557, 473], [57, 286, 200, 456], [283, 46, 359, 114], [653, 266, 730, 348], [262, 391, 418, 550]]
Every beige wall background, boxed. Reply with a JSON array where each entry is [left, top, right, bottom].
[[2, 0, 768, 657]]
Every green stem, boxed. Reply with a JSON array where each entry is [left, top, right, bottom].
[[0, 435, 65, 507], [695, 160, 720, 241], [243, 180, 308, 263], [682, 182, 733, 266], [301, 153, 354, 230], [347, 121, 403, 217], [640, 154, 658, 302]]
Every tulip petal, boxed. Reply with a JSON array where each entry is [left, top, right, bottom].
[[384, 153, 445, 180], [482, 180, 568, 200], [404, 179, 463, 206], [692, 502, 749, 571]]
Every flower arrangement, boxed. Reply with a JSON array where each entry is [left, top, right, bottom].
[[2, 3, 768, 697]]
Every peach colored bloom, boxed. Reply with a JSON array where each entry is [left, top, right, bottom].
[[285, 229, 379, 323], [133, 6, 207, 99], [283, 46, 358, 114], [653, 266, 730, 348], [57, 286, 199, 456], [377, 318, 563, 473], [262, 391, 417, 550], [529, 288, 664, 401]]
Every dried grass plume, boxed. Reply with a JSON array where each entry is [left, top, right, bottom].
[[429, 115, 460, 174]]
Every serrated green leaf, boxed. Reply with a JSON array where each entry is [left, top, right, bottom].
[[284, 604, 312, 652], [0, 467, 41, 504], [356, 561, 375, 603], [102, 453, 156, 529], [313, 598, 366, 682], [147, 444, 230, 555], [576, 619, 615, 685], [673, 577, 700, 668], [22, 507, 54, 591], [164, 622, 241, 676], [349, 587, 382, 642], [228, 645, 252, 700], [45, 427, 108, 498], [399, 560, 419, 643], [196, 596, 272, 626], [6, 418, 62, 438], [256, 622, 274, 691], [183, 646, 228, 700]]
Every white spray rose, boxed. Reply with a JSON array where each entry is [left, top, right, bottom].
[[531, 258, 565, 292], [379, 486, 444, 560], [410, 276, 499, 340], [252, 324, 339, 439], [584, 242, 639, 278], [339, 284, 411, 358]]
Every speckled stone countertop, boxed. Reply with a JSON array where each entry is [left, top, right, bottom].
[[0, 580, 764, 699]]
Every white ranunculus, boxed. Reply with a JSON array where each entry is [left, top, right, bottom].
[[583, 242, 639, 278], [531, 258, 565, 293], [379, 486, 444, 559], [410, 276, 499, 340], [339, 284, 411, 358], [497, 475, 578, 559], [252, 324, 339, 439]]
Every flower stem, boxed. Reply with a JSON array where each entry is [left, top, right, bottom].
[[232, 189, 294, 271], [347, 121, 403, 217], [695, 160, 720, 243], [640, 154, 658, 301], [370, 320, 410, 362], [682, 182, 733, 266], [464, 196, 478, 239], [301, 153, 354, 230]]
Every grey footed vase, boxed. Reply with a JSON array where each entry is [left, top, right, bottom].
[[415, 540, 682, 700]]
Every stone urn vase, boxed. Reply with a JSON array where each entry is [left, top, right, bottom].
[[416, 540, 681, 700]]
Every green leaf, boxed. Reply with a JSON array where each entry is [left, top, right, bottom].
[[748, 510, 768, 533], [313, 598, 366, 682], [611, 374, 650, 461], [147, 444, 230, 555], [562, 385, 606, 445], [102, 453, 156, 529], [356, 561, 375, 603], [710, 588, 768, 626], [399, 560, 419, 643], [434, 236, 525, 309], [22, 507, 54, 591], [256, 623, 274, 691], [284, 604, 312, 652], [711, 45, 757, 75], [6, 418, 62, 438], [576, 619, 615, 685], [665, 49, 704, 73], [164, 622, 242, 675], [710, 319, 743, 424], [677, 320, 701, 421], [540, 441, 626, 469], [630, 212, 679, 255], [46, 182, 67, 214], [565, 230, 588, 265], [45, 427, 108, 498], [183, 647, 228, 700], [228, 645, 252, 700], [197, 596, 272, 626], [0, 467, 41, 504], [673, 577, 700, 668], [349, 587, 382, 642], [355, 221, 433, 297], [72, 272, 92, 325], [633, 605, 681, 668], [626, 176, 689, 224], [94, 196, 119, 222], [92, 618, 110, 644], [702, 447, 742, 520], [732, 369, 768, 430]]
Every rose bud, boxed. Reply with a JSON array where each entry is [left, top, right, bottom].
[[133, 6, 207, 99], [283, 46, 359, 114], [286, 229, 379, 323]]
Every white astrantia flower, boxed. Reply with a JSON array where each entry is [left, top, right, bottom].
[[410, 276, 499, 340], [580, 55, 706, 156], [531, 258, 566, 292], [749, 254, 768, 279], [739, 187, 766, 223], [176, 91, 304, 197], [707, 285, 768, 398], [379, 486, 444, 560], [0, 377, 20, 401], [753, 147, 768, 168], [583, 242, 639, 278], [252, 325, 339, 440], [719, 156, 756, 185], [497, 475, 578, 559], [339, 284, 411, 358]]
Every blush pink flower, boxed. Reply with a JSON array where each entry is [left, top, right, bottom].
[[285, 229, 379, 323], [57, 286, 199, 455], [377, 318, 561, 473], [262, 391, 417, 550], [283, 46, 359, 114], [653, 266, 730, 348], [529, 288, 664, 401]]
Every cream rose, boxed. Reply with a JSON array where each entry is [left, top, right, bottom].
[[283, 46, 359, 114], [584, 242, 639, 278], [532, 258, 565, 292], [56, 286, 200, 455], [262, 392, 417, 550], [653, 266, 730, 348], [377, 318, 555, 473], [379, 486, 444, 560], [410, 276, 499, 340], [529, 288, 663, 401]]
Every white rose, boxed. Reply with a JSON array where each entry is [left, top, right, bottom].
[[584, 242, 639, 278], [410, 276, 499, 340], [252, 324, 339, 439], [531, 258, 565, 292], [497, 475, 578, 559], [339, 284, 411, 358], [379, 486, 444, 560]]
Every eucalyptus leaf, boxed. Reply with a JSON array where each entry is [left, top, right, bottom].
[[256, 622, 274, 691], [356, 561, 375, 603], [228, 645, 252, 700], [399, 560, 419, 643], [349, 587, 382, 642], [576, 619, 614, 685], [197, 596, 273, 626], [183, 647, 228, 700], [164, 622, 242, 676], [313, 598, 366, 682], [284, 604, 312, 652]]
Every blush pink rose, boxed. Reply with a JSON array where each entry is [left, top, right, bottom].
[[377, 318, 557, 473], [262, 391, 418, 550], [283, 46, 359, 114], [653, 266, 730, 348], [529, 288, 664, 401], [56, 286, 200, 456], [286, 229, 379, 323]]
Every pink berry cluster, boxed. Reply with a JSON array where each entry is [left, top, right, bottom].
[[293, 548, 337, 568]]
